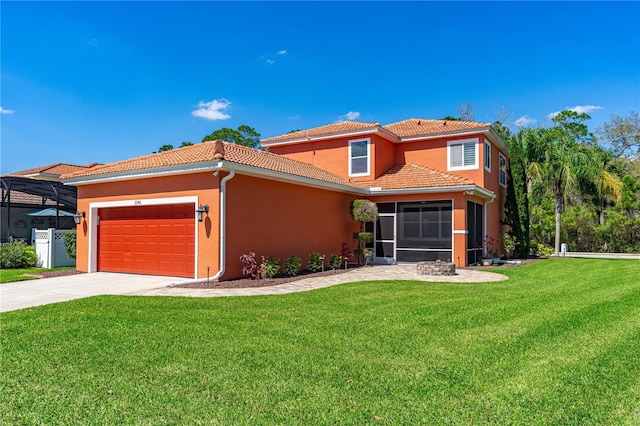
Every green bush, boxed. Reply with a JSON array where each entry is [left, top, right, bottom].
[[533, 242, 554, 257], [260, 256, 281, 279], [307, 252, 324, 273], [0, 238, 38, 269], [283, 256, 302, 276], [63, 231, 77, 259], [328, 254, 342, 270]]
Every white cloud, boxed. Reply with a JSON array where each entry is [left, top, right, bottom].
[[514, 115, 537, 127], [278, 50, 287, 55], [548, 104, 604, 119], [287, 115, 300, 120], [266, 59, 274, 65], [570, 105, 603, 114], [0, 106, 15, 115], [338, 111, 361, 121], [191, 99, 231, 120]]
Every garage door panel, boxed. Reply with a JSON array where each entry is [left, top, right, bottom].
[[98, 204, 195, 278]]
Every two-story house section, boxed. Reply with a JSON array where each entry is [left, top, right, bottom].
[[63, 118, 509, 281], [262, 119, 509, 266]]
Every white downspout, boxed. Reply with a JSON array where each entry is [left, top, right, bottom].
[[170, 169, 235, 286], [210, 169, 235, 280]]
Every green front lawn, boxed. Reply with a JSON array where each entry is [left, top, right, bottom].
[[2, 258, 639, 424], [0, 267, 75, 283]]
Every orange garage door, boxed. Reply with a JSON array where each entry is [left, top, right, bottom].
[[98, 204, 195, 278]]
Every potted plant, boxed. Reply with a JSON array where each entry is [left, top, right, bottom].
[[486, 236, 502, 264]]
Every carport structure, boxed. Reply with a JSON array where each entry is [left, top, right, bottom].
[[1, 175, 78, 242]]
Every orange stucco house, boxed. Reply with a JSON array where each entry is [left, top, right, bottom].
[[61, 119, 509, 281]]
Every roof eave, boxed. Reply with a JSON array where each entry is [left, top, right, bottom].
[[61, 161, 223, 186], [261, 126, 399, 147], [397, 126, 492, 142], [483, 127, 510, 154], [367, 184, 496, 200]]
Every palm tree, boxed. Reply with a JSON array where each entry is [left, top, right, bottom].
[[527, 112, 621, 254]]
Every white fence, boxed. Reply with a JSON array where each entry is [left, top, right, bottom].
[[34, 228, 76, 268]]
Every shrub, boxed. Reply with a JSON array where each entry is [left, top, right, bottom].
[[63, 231, 77, 259], [533, 243, 554, 257], [0, 238, 38, 269], [502, 233, 516, 259], [307, 252, 324, 273], [340, 242, 352, 268], [260, 256, 281, 279], [328, 254, 342, 270], [283, 256, 302, 276], [240, 252, 260, 279]]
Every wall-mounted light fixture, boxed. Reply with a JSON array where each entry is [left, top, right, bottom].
[[73, 211, 86, 225], [196, 204, 209, 222]]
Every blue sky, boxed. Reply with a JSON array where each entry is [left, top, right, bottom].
[[2, 1, 639, 174]]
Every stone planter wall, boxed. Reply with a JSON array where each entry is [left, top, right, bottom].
[[416, 260, 456, 276]]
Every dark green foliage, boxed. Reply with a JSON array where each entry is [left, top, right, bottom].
[[349, 199, 378, 224], [202, 124, 261, 148], [328, 254, 342, 270], [62, 231, 76, 259], [307, 252, 324, 272], [283, 256, 302, 276], [260, 256, 280, 279], [350, 200, 378, 264], [0, 238, 38, 269], [501, 126, 531, 258]]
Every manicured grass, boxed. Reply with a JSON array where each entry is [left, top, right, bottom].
[[0, 267, 75, 283], [1, 258, 639, 424]]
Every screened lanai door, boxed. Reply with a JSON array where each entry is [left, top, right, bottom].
[[374, 201, 453, 263]]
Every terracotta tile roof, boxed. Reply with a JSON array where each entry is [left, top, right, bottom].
[[62, 142, 226, 179], [355, 163, 474, 190], [62, 140, 355, 188], [261, 120, 380, 144], [14, 163, 101, 177], [262, 118, 491, 145], [382, 118, 490, 138], [220, 142, 355, 187], [3, 191, 59, 206]]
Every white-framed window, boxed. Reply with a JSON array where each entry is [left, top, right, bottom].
[[499, 153, 507, 187], [349, 138, 370, 177], [484, 141, 492, 172], [448, 138, 478, 171]]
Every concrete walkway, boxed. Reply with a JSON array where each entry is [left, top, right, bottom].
[[134, 264, 508, 298], [0, 273, 177, 313], [1, 265, 507, 312]]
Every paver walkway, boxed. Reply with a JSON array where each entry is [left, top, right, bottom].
[[132, 264, 508, 298]]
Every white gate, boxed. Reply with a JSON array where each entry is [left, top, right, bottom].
[[34, 228, 76, 268]]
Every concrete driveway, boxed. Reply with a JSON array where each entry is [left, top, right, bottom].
[[0, 273, 177, 313]]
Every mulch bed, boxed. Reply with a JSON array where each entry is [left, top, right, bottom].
[[24, 270, 86, 279], [176, 267, 358, 289]]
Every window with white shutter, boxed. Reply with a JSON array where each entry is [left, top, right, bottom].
[[447, 138, 479, 171]]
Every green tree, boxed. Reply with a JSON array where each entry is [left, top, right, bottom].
[[528, 111, 618, 254], [349, 200, 378, 264], [202, 125, 261, 148], [156, 144, 174, 152], [494, 122, 530, 257]]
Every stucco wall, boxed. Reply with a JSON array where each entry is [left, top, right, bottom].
[[224, 173, 359, 279]]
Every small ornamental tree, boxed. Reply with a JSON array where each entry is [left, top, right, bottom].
[[350, 200, 378, 264]]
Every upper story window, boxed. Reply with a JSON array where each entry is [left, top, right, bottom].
[[499, 153, 507, 187], [448, 138, 478, 171], [349, 138, 370, 177], [484, 141, 492, 172]]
